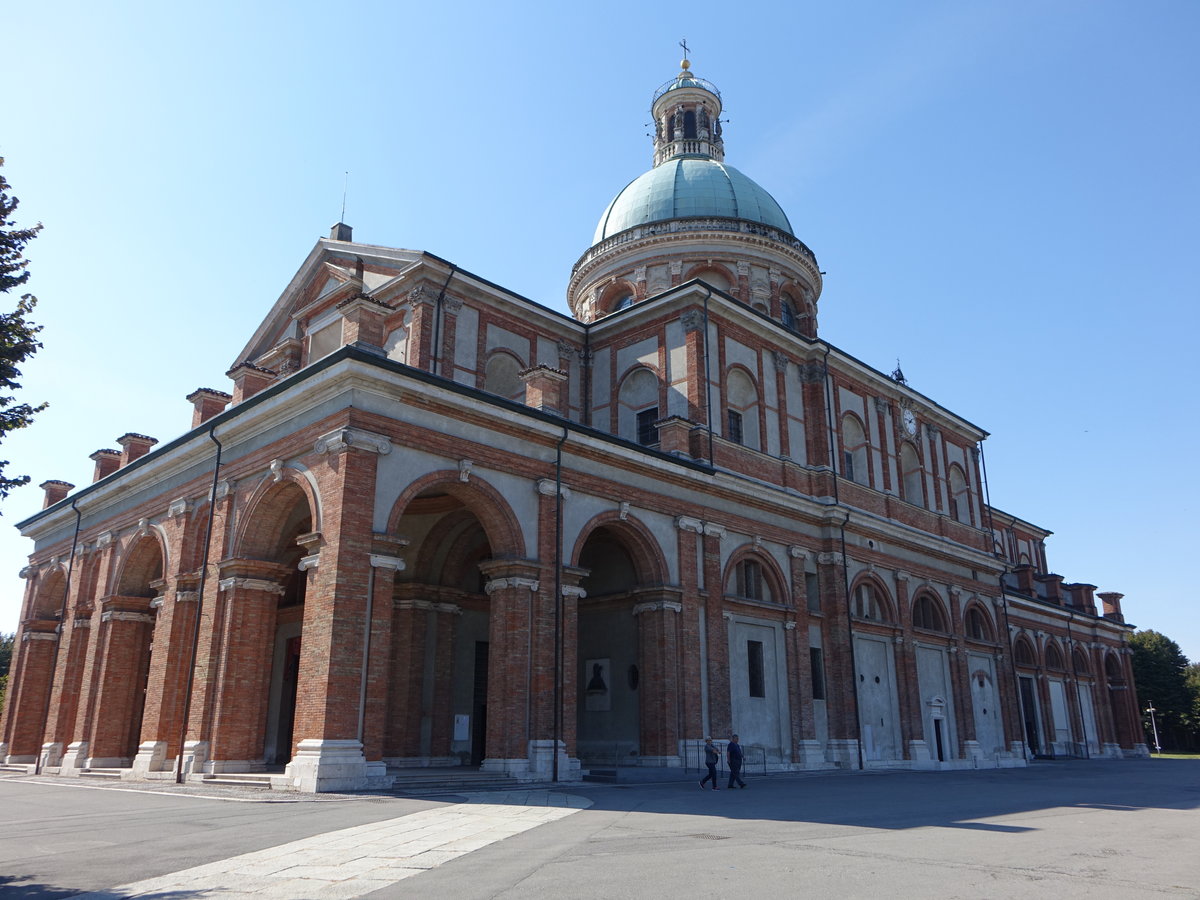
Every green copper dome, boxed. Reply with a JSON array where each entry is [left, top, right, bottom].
[[592, 157, 794, 245]]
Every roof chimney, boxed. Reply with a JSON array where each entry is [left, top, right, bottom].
[[330, 222, 353, 241], [117, 433, 158, 467], [90, 449, 121, 481], [39, 480, 74, 508], [187, 387, 232, 428], [1098, 591, 1125, 624]]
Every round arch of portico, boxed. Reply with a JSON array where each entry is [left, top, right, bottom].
[[29, 566, 68, 619], [684, 261, 738, 294], [386, 470, 525, 560], [113, 529, 169, 598], [721, 543, 788, 606], [568, 511, 668, 587], [233, 467, 323, 561], [412, 507, 494, 588]]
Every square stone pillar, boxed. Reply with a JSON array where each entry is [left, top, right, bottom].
[[87, 599, 156, 766]]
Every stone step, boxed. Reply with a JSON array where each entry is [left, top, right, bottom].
[[201, 773, 274, 788], [80, 768, 123, 778]]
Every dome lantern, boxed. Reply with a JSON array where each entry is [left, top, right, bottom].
[[650, 59, 725, 167]]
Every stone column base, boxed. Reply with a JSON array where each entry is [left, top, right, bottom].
[[794, 740, 827, 768], [179, 740, 209, 778], [1127, 743, 1150, 759], [636, 755, 683, 768], [60, 741, 89, 776], [480, 756, 531, 779], [284, 739, 371, 793], [39, 742, 64, 769], [527, 740, 581, 781], [826, 739, 860, 768], [907, 739, 934, 768], [130, 741, 170, 777]]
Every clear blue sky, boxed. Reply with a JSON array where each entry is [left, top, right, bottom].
[[4, 1, 1198, 665]]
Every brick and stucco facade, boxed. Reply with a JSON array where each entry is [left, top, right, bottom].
[[0, 62, 1145, 791]]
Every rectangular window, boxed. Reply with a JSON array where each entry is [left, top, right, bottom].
[[843, 450, 855, 481], [727, 409, 743, 445], [636, 407, 659, 446], [810, 647, 826, 700], [747, 640, 765, 698], [805, 571, 820, 613]]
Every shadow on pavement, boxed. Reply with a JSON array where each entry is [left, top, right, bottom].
[[566, 759, 1200, 833]]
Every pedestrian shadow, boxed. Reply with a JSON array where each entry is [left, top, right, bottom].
[[569, 759, 1200, 833], [0, 874, 205, 899]]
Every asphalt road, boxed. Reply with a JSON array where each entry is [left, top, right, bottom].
[[2, 759, 1198, 898]]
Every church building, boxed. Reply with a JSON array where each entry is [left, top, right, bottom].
[[0, 60, 1146, 791]]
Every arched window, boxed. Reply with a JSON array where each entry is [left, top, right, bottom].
[[841, 414, 869, 485], [852, 582, 890, 622], [1072, 648, 1091, 676], [619, 368, 660, 446], [483, 352, 523, 400], [600, 281, 637, 317], [781, 294, 797, 331], [948, 464, 972, 525], [900, 442, 924, 506], [690, 267, 731, 293], [913, 594, 947, 632], [1015, 636, 1037, 667], [725, 368, 760, 451], [1045, 641, 1064, 670], [683, 109, 697, 139], [965, 606, 993, 641], [729, 558, 771, 602]]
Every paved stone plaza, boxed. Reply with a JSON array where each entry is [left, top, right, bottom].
[[2, 760, 1197, 898]]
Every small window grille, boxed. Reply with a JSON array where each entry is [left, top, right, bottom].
[[636, 408, 659, 446], [727, 409, 744, 445], [810, 647, 826, 700], [748, 640, 765, 698]]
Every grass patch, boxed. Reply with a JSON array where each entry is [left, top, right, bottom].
[[1150, 752, 1200, 760]]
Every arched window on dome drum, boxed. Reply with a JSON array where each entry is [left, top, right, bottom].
[[613, 294, 634, 312], [912, 594, 947, 632], [683, 109, 697, 139], [781, 297, 797, 331]]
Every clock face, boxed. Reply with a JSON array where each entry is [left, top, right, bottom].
[[901, 408, 917, 436]]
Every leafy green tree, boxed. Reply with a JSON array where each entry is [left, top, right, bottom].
[[1185, 663, 1200, 731], [0, 630, 12, 714], [0, 157, 47, 505], [1130, 630, 1195, 750]]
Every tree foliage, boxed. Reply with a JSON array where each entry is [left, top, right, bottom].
[[1130, 630, 1197, 750], [0, 631, 12, 715], [0, 157, 47, 504]]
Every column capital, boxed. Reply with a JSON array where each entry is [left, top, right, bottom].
[[100, 610, 156, 625], [484, 577, 539, 595], [314, 426, 392, 456], [218, 577, 286, 596], [676, 515, 704, 534], [370, 554, 407, 572], [632, 600, 682, 616]]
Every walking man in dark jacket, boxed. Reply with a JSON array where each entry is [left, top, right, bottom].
[[727, 734, 747, 789]]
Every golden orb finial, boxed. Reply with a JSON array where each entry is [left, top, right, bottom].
[[680, 58, 691, 72]]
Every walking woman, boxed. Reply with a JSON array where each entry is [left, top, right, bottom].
[[698, 737, 721, 790]]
